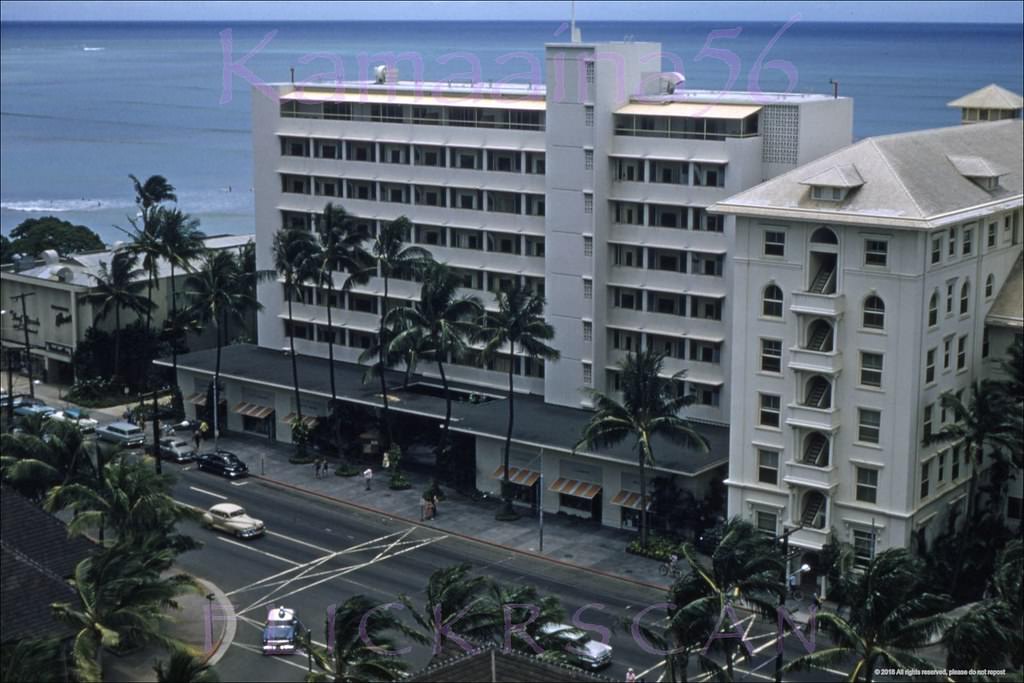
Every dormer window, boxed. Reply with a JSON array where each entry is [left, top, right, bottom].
[[947, 155, 1004, 192], [801, 164, 864, 204], [811, 186, 847, 202]]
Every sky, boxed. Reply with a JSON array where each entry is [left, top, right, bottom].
[[1, 0, 1022, 24]]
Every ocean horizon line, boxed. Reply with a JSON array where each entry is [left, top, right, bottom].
[[1, 18, 1021, 27]]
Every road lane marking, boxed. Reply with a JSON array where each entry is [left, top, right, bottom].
[[218, 537, 301, 566], [266, 530, 334, 554], [231, 481, 249, 486], [189, 486, 227, 500]]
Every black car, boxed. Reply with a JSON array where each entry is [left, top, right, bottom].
[[195, 449, 249, 479]]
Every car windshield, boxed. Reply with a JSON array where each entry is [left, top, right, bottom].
[[263, 625, 294, 640], [224, 454, 241, 464], [228, 509, 246, 517], [172, 440, 188, 448]]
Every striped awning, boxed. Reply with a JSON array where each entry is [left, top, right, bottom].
[[548, 477, 602, 500], [284, 413, 320, 429], [233, 401, 274, 420], [492, 465, 540, 488], [187, 392, 225, 407], [610, 489, 650, 511]]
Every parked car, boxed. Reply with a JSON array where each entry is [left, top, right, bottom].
[[157, 437, 196, 462], [1, 394, 40, 410], [13, 403, 56, 419], [195, 449, 249, 479], [47, 407, 99, 433], [96, 421, 146, 448], [539, 623, 613, 670], [201, 502, 265, 539]]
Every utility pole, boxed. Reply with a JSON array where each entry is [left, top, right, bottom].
[[775, 524, 804, 683], [5, 347, 14, 428], [11, 293, 37, 398]]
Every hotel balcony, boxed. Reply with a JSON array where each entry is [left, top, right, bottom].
[[790, 291, 845, 318], [786, 403, 842, 432], [784, 460, 838, 490], [788, 347, 843, 375]]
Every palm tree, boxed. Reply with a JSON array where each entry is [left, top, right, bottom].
[[679, 519, 782, 681], [272, 229, 319, 431], [330, 595, 417, 682], [784, 549, 949, 683], [364, 216, 432, 451], [83, 250, 152, 382], [126, 174, 178, 332], [0, 638, 64, 683], [155, 207, 206, 387], [154, 648, 219, 683], [389, 262, 482, 488], [314, 203, 371, 403], [576, 350, 708, 547], [0, 420, 98, 502], [998, 336, 1024, 472], [186, 249, 260, 448], [944, 538, 1022, 672], [477, 283, 559, 521], [663, 573, 723, 682], [399, 563, 497, 651], [53, 543, 198, 683]]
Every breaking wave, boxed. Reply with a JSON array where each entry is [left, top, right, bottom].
[[0, 198, 131, 213]]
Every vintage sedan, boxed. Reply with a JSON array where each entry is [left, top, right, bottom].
[[201, 503, 265, 539], [158, 437, 196, 462], [47, 407, 99, 433], [195, 449, 249, 479]]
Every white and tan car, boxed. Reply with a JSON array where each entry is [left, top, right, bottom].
[[201, 503, 265, 539]]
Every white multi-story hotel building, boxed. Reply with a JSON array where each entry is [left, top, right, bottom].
[[713, 100, 1022, 572], [173, 37, 853, 529]]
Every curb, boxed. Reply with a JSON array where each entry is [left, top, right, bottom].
[[250, 473, 666, 593], [195, 577, 236, 667]]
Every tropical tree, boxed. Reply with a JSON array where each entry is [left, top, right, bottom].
[[389, 262, 482, 488], [0, 420, 98, 502], [82, 250, 152, 381], [998, 336, 1024, 472], [186, 249, 260, 447], [0, 638, 64, 683], [576, 350, 708, 547], [477, 283, 559, 521], [53, 542, 199, 683], [329, 594, 418, 682], [678, 518, 782, 681], [155, 207, 207, 389], [125, 174, 178, 332], [313, 203, 371, 403], [362, 217, 432, 451], [943, 538, 1023, 673], [784, 549, 949, 683], [272, 229, 319, 431], [8, 215, 104, 257], [154, 647, 220, 683]]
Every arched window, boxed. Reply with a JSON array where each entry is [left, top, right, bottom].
[[762, 285, 784, 318], [960, 281, 970, 315], [928, 291, 939, 327], [811, 227, 838, 244], [985, 274, 994, 298], [863, 295, 885, 330]]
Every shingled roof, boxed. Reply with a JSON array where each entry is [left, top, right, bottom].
[[1, 487, 93, 643], [411, 644, 616, 683], [947, 84, 1024, 110], [987, 253, 1024, 330]]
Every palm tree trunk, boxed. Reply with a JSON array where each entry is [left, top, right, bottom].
[[437, 358, 450, 488], [213, 315, 222, 450], [378, 274, 392, 452], [287, 286, 302, 424], [113, 306, 122, 382], [951, 443, 982, 591], [170, 262, 178, 379], [326, 279, 337, 402], [497, 348, 518, 520], [639, 446, 649, 549]]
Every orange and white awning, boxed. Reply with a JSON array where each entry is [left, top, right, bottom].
[[492, 465, 541, 488], [610, 489, 649, 511], [548, 477, 602, 500], [187, 392, 225, 407], [284, 413, 320, 429], [233, 401, 274, 420]]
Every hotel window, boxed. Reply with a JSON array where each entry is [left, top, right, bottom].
[[584, 193, 593, 214], [925, 348, 936, 383], [943, 337, 952, 369], [863, 295, 885, 330], [920, 461, 931, 500], [946, 282, 955, 314], [948, 227, 957, 256], [583, 236, 593, 257], [985, 274, 994, 298], [582, 362, 592, 386], [962, 227, 973, 255], [938, 451, 946, 482], [585, 61, 595, 84], [582, 321, 592, 342], [762, 285, 784, 318], [584, 105, 594, 127], [858, 408, 881, 444], [583, 279, 592, 299], [960, 281, 970, 315], [757, 449, 779, 485], [853, 529, 875, 568], [957, 335, 967, 370], [864, 239, 888, 267], [759, 393, 781, 428], [755, 510, 778, 536], [861, 352, 883, 387], [760, 339, 782, 373], [988, 222, 997, 247], [928, 292, 939, 327], [584, 149, 593, 170], [931, 236, 942, 264], [856, 467, 878, 504], [764, 230, 785, 257], [952, 445, 961, 480], [983, 328, 990, 358], [923, 402, 934, 441]]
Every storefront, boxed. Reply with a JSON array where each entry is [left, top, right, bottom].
[[610, 489, 649, 530], [233, 400, 275, 438], [549, 475, 602, 523], [491, 464, 541, 509]]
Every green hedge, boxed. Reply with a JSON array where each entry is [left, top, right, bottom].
[[625, 534, 684, 562], [389, 472, 412, 490]]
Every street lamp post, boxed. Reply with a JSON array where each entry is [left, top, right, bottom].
[[775, 525, 806, 683], [11, 293, 37, 398]]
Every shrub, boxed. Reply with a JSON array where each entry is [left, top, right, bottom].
[[389, 472, 412, 490], [626, 534, 684, 562], [334, 464, 361, 477]]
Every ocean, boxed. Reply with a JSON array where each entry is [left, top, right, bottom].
[[1, 19, 1022, 243]]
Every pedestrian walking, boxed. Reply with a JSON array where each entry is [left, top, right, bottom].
[[425, 499, 435, 520], [314, 459, 321, 479], [420, 496, 429, 521], [626, 667, 637, 683], [192, 428, 201, 451], [199, 420, 209, 441], [431, 494, 440, 519], [363, 467, 373, 490]]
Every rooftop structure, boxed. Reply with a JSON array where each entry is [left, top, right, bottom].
[[947, 83, 1023, 125]]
